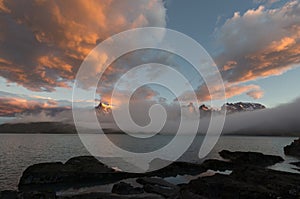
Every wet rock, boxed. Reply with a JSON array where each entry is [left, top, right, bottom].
[[180, 173, 277, 199], [137, 177, 178, 189], [15, 150, 288, 197], [231, 166, 300, 197], [176, 189, 208, 199], [219, 150, 284, 167], [147, 160, 206, 177], [290, 161, 300, 172], [290, 161, 300, 167], [112, 182, 144, 195], [18, 156, 208, 192], [18, 156, 136, 191], [143, 184, 178, 198], [179, 164, 300, 198], [201, 159, 234, 171], [284, 138, 300, 158], [137, 177, 179, 198]]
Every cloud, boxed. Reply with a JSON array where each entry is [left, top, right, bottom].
[[253, 0, 281, 5], [0, 96, 70, 117], [182, 1, 300, 102], [215, 1, 300, 84], [221, 97, 300, 136], [0, 91, 74, 117], [178, 83, 264, 102], [246, 89, 264, 99], [170, 1, 300, 103], [99, 84, 160, 107], [0, 0, 166, 92]]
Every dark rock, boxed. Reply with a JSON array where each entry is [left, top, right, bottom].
[[19, 191, 56, 199], [147, 159, 206, 177], [18, 156, 136, 191], [112, 182, 144, 195], [180, 166, 300, 198], [57, 192, 164, 199], [136, 177, 178, 189], [15, 150, 289, 197], [290, 161, 300, 167], [180, 173, 277, 199], [230, 166, 300, 197], [137, 177, 179, 198], [0, 190, 18, 199], [0, 190, 56, 199], [177, 189, 208, 199], [143, 184, 178, 198], [201, 159, 234, 171], [290, 161, 300, 171], [18, 156, 209, 192], [219, 150, 284, 167], [284, 138, 300, 158]]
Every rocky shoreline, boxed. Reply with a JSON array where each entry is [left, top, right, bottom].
[[1, 140, 300, 199]]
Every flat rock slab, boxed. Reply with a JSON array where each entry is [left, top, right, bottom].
[[219, 150, 284, 167]]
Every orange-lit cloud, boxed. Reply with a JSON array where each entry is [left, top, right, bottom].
[[98, 85, 159, 107], [246, 89, 264, 99], [0, 0, 166, 91], [178, 83, 264, 102], [0, 96, 70, 117], [216, 1, 300, 85]]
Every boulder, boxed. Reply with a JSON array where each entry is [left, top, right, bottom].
[[18, 156, 135, 191], [284, 138, 300, 158]]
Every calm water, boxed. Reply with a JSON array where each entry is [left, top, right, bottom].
[[0, 134, 299, 190]]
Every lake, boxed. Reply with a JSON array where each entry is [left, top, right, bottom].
[[0, 134, 299, 190]]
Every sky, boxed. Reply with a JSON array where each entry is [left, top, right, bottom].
[[0, 0, 300, 119]]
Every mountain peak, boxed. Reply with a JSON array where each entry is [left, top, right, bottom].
[[199, 102, 266, 117], [95, 102, 112, 114]]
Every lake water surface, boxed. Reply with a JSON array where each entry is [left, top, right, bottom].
[[0, 134, 299, 190]]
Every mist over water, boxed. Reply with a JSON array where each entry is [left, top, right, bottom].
[[7, 97, 300, 137], [221, 97, 300, 136]]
